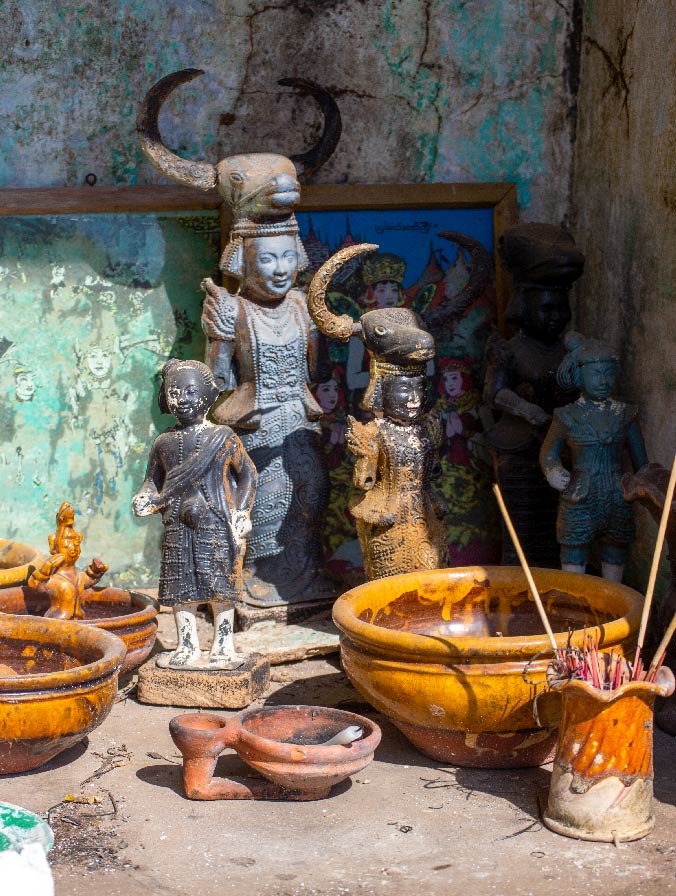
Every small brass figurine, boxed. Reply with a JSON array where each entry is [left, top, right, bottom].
[[27, 502, 108, 619], [484, 223, 585, 567], [346, 373, 446, 579], [132, 359, 257, 669], [138, 69, 340, 608], [540, 333, 648, 581]]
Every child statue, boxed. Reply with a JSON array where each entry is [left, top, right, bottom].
[[132, 359, 257, 669], [347, 373, 447, 580], [539, 332, 648, 582], [27, 502, 108, 619]]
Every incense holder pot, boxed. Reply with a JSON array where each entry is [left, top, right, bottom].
[[543, 667, 675, 841], [0, 540, 44, 589], [0, 586, 159, 675], [0, 614, 125, 773], [333, 566, 643, 768], [170, 704, 381, 800]]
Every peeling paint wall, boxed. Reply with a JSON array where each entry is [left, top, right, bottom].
[[1, 0, 578, 219], [571, 0, 676, 583]]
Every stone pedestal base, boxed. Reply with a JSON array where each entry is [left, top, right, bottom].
[[136, 653, 270, 709], [235, 614, 339, 665], [236, 597, 336, 631]]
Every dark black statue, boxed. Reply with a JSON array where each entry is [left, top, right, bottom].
[[484, 223, 585, 567]]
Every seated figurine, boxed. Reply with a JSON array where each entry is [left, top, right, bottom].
[[27, 502, 108, 619], [132, 359, 257, 670], [539, 332, 648, 581]]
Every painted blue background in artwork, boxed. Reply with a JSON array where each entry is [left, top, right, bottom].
[[297, 208, 494, 287]]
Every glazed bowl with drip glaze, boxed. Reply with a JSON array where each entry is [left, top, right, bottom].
[[0, 586, 159, 675], [0, 614, 125, 773], [0, 540, 44, 589], [333, 566, 643, 768]]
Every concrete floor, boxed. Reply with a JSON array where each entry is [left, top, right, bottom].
[[4, 653, 676, 896]]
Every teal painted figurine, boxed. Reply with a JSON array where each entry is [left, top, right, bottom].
[[539, 332, 648, 582]]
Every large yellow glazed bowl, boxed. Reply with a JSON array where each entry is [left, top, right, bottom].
[[0, 614, 126, 774], [333, 566, 643, 768]]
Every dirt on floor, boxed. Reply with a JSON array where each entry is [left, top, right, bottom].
[[4, 655, 676, 896]]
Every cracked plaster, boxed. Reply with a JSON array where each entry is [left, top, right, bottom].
[[571, 0, 676, 585], [1, 0, 579, 219]]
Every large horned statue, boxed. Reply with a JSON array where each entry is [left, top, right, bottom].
[[307, 244, 448, 580], [138, 68, 340, 607]]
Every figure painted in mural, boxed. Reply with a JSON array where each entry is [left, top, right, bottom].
[[346, 253, 407, 411], [346, 373, 446, 579], [313, 364, 363, 582], [68, 337, 136, 506], [540, 333, 648, 582], [138, 68, 341, 607], [437, 356, 483, 467], [132, 359, 257, 668], [484, 223, 585, 567], [27, 502, 108, 620], [14, 365, 36, 402]]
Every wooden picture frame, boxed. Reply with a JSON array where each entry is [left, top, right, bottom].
[[243, 181, 516, 579], [221, 181, 517, 333]]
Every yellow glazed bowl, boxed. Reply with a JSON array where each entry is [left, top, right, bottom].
[[333, 566, 643, 768], [0, 540, 44, 589], [0, 585, 159, 675], [0, 614, 126, 774]]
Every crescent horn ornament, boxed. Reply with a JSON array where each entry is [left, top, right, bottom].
[[137, 68, 342, 191], [307, 243, 379, 342]]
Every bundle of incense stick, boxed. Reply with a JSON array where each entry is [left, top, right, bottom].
[[551, 632, 670, 690], [550, 633, 634, 692]]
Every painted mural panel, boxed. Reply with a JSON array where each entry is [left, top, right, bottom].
[[296, 208, 502, 585], [0, 211, 219, 586]]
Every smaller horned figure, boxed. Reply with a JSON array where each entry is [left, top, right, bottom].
[[346, 373, 447, 580], [307, 243, 445, 580], [132, 359, 257, 669], [539, 332, 648, 582], [27, 502, 108, 619]]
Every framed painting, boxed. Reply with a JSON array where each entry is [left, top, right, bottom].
[[287, 182, 518, 583], [0, 185, 222, 588]]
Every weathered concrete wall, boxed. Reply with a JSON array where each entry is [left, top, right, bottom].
[[1, 0, 579, 219], [571, 0, 676, 581]]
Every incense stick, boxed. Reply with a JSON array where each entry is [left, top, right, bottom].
[[492, 483, 558, 651], [634, 453, 676, 671], [647, 609, 676, 678]]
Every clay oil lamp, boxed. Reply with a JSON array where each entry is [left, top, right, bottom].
[[0, 614, 125, 774], [0, 540, 44, 589], [332, 565, 642, 768], [169, 705, 381, 800]]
